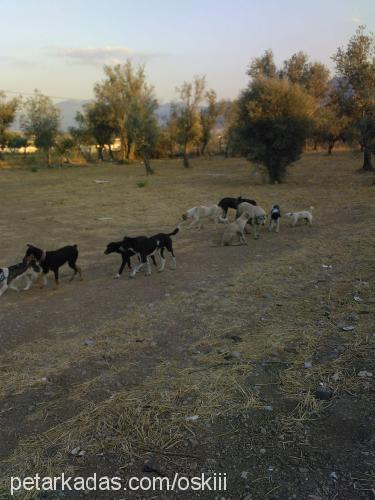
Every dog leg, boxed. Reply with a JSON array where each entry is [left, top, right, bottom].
[[158, 251, 166, 272], [53, 269, 59, 289], [239, 232, 247, 245], [145, 259, 152, 276], [130, 258, 146, 278], [0, 284, 7, 296], [37, 272, 48, 288], [23, 276, 32, 290]]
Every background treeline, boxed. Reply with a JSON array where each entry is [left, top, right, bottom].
[[0, 26, 373, 182]]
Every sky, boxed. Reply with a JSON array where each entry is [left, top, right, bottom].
[[0, 0, 374, 104]]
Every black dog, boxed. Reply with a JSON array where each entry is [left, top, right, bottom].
[[121, 228, 179, 278], [104, 238, 157, 278], [218, 196, 257, 217], [24, 244, 82, 287], [269, 205, 281, 232]]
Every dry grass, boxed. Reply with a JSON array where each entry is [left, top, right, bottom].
[[0, 151, 374, 496]]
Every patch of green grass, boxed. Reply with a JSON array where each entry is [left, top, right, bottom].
[[136, 179, 147, 188]]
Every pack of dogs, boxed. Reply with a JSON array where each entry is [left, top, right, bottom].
[[0, 197, 314, 296]]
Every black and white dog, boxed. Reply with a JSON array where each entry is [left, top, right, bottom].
[[269, 205, 281, 232], [218, 196, 257, 217], [104, 238, 157, 278], [0, 260, 41, 296], [120, 228, 179, 278], [23, 244, 82, 288]]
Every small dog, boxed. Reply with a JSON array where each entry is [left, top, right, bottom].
[[269, 205, 281, 232], [237, 202, 267, 239], [104, 238, 157, 278], [0, 260, 40, 296], [218, 197, 257, 217], [23, 244, 82, 288], [120, 228, 178, 278], [284, 207, 314, 226], [222, 212, 250, 246], [180, 205, 226, 229]]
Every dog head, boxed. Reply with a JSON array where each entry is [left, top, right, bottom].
[[271, 205, 281, 217], [255, 214, 267, 225], [284, 212, 293, 219], [23, 245, 41, 264], [104, 241, 125, 255]]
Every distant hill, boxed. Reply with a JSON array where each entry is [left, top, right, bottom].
[[56, 100, 91, 130], [56, 100, 173, 130]]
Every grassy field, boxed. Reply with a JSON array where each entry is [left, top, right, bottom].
[[0, 152, 374, 499]]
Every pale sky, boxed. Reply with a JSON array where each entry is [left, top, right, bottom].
[[0, 0, 374, 103]]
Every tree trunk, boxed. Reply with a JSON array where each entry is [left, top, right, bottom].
[[96, 146, 104, 161], [108, 144, 114, 161], [327, 140, 335, 155], [362, 147, 373, 171], [313, 138, 318, 151], [142, 151, 154, 175], [268, 164, 282, 184], [183, 142, 190, 168], [46, 148, 51, 168], [201, 140, 208, 156]]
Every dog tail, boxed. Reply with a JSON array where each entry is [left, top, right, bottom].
[[168, 228, 179, 237], [309, 206, 314, 212]]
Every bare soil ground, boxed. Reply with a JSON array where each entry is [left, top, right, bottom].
[[0, 153, 374, 499]]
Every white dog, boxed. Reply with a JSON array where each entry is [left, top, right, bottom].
[[237, 202, 267, 239], [222, 212, 250, 246], [284, 206, 314, 226], [180, 205, 227, 230]]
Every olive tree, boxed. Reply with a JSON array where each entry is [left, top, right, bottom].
[[231, 77, 315, 183], [20, 90, 60, 167], [173, 76, 205, 167], [0, 91, 20, 157], [332, 26, 375, 170]]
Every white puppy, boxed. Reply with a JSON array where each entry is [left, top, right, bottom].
[[284, 206, 314, 226], [222, 212, 250, 246], [180, 205, 227, 230], [237, 202, 267, 239]]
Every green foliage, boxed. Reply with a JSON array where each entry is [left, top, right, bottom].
[[332, 25, 375, 170], [20, 90, 60, 167], [172, 76, 206, 167], [231, 78, 315, 182], [8, 134, 28, 150], [126, 79, 159, 174], [55, 134, 75, 164], [247, 49, 277, 79], [136, 179, 147, 188], [0, 91, 20, 152], [73, 101, 116, 161], [94, 61, 155, 164], [199, 89, 220, 155]]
